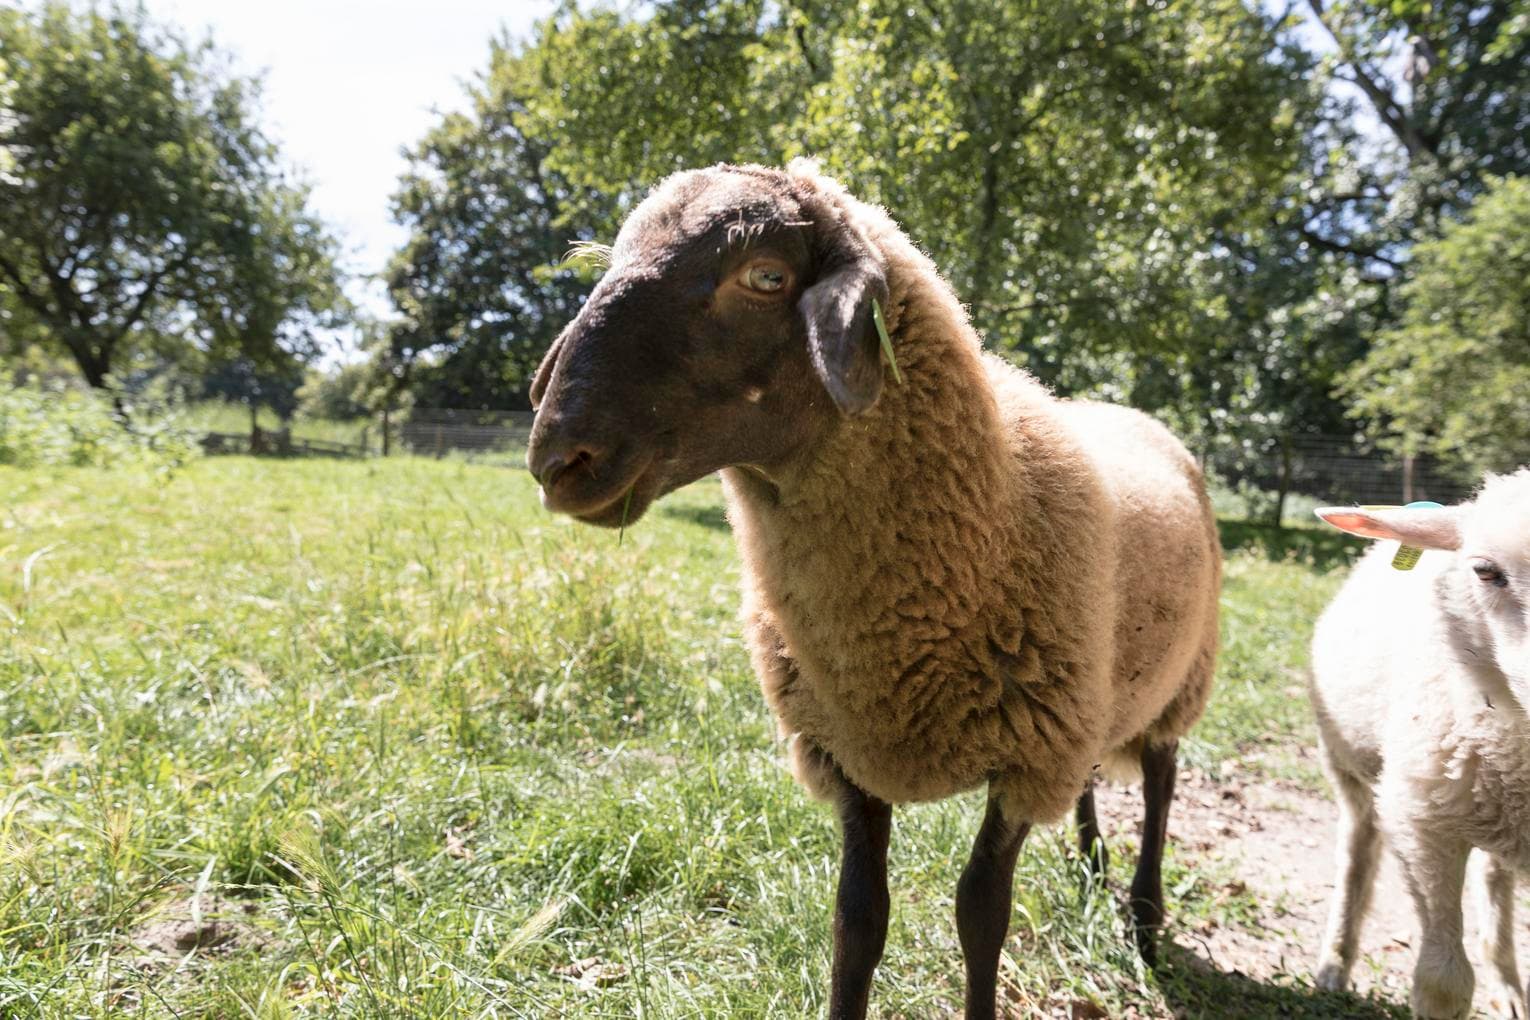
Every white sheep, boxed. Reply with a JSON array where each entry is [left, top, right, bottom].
[[1312, 468, 1530, 1018]]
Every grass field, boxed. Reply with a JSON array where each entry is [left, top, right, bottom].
[[0, 457, 1365, 1017]]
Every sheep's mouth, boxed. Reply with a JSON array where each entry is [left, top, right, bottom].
[[571, 464, 663, 529], [537, 447, 659, 528]]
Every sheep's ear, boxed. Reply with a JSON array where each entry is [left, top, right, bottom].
[[1314, 505, 1464, 550], [799, 262, 889, 416], [529, 329, 569, 410]]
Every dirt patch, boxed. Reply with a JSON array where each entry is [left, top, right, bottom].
[[1091, 760, 1530, 1017], [129, 894, 272, 959]]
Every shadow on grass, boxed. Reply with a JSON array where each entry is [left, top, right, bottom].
[[1154, 941, 1407, 1019], [661, 503, 730, 532], [1217, 519, 1362, 572]]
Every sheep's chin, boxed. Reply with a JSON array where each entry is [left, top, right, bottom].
[[573, 469, 661, 529]]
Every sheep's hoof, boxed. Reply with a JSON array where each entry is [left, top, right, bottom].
[[1410, 985, 1474, 1020], [1481, 977, 1525, 1019], [1314, 960, 1350, 992], [1130, 914, 1163, 967], [1129, 894, 1164, 966], [1133, 927, 1159, 967]]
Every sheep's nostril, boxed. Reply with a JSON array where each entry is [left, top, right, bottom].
[[539, 447, 596, 489]]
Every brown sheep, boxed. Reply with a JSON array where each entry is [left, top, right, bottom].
[[526, 160, 1222, 1020]]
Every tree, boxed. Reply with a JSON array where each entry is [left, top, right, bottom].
[[199, 353, 304, 436], [0, 3, 345, 391], [1292, 1, 1530, 278], [395, 0, 1311, 411], [386, 34, 612, 410], [1342, 175, 1530, 477]]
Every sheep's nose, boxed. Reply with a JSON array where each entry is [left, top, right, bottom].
[[529, 440, 603, 490]]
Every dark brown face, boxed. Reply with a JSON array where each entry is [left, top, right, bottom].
[[526, 165, 888, 527]]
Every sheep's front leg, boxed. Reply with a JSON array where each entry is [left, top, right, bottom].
[[956, 789, 1032, 1020], [1473, 852, 1524, 1018], [1397, 835, 1474, 1019], [1315, 768, 1383, 990], [829, 775, 892, 1020], [1130, 739, 1177, 965]]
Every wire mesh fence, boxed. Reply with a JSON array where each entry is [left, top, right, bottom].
[[398, 408, 536, 461], [1203, 433, 1482, 510], [398, 411, 1488, 509], [218, 407, 1501, 517]]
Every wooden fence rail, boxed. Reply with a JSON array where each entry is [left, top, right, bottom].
[[200, 431, 368, 459]]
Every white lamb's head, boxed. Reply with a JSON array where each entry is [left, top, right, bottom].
[[1319, 468, 1530, 704]]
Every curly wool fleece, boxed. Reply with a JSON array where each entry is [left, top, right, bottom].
[[721, 162, 1223, 825]]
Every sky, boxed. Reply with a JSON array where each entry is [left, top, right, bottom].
[[143, 0, 560, 335]]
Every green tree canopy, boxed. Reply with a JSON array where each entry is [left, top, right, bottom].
[[1342, 175, 1530, 476], [393, 0, 1312, 410], [0, 2, 346, 390], [385, 34, 613, 410]]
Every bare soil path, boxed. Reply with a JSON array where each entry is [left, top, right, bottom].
[[1086, 747, 1530, 1019]]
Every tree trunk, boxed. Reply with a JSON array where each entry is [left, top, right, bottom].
[[68, 341, 112, 390], [1273, 433, 1293, 530]]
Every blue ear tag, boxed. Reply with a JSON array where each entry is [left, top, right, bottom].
[[1390, 500, 1443, 570]]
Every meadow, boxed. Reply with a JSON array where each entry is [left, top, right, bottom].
[[0, 456, 1380, 1018]]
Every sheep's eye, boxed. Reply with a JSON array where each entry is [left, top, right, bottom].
[[1472, 560, 1508, 588], [743, 264, 787, 293]]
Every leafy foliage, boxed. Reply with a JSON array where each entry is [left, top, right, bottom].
[[1342, 175, 1530, 475], [0, 3, 346, 390], [0, 370, 200, 469], [390, 0, 1311, 410], [386, 36, 612, 410]]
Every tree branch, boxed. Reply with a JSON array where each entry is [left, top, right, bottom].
[[1306, 0, 1438, 164], [1298, 225, 1403, 268], [107, 256, 182, 343], [0, 251, 57, 320]]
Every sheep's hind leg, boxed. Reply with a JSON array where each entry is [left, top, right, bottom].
[[1129, 739, 1177, 965], [1315, 768, 1382, 990], [957, 787, 1032, 1020], [1075, 780, 1108, 880], [1473, 851, 1524, 1018], [828, 772, 893, 1020]]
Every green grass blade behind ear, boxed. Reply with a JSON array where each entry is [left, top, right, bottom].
[[872, 298, 903, 386]]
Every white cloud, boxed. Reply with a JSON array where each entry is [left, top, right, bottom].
[[148, 0, 558, 320]]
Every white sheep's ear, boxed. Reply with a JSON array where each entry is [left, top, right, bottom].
[[799, 262, 889, 416], [1314, 505, 1464, 551]]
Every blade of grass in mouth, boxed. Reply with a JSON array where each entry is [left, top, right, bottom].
[[618, 487, 634, 545]]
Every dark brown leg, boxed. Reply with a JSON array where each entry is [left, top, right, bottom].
[[1130, 739, 1178, 965], [1075, 781, 1108, 880], [957, 790, 1032, 1020], [829, 777, 893, 1020]]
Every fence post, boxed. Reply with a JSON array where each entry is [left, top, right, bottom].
[[1403, 454, 1415, 503], [382, 407, 391, 457]]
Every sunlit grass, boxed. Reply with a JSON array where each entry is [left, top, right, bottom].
[[181, 400, 375, 447], [0, 457, 1363, 1017]]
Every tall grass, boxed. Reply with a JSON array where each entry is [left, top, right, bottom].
[[0, 458, 1363, 1017]]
